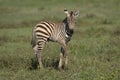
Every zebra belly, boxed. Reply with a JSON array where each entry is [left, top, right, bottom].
[[48, 36, 58, 42]]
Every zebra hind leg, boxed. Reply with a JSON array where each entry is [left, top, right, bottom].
[[33, 45, 43, 68], [36, 50, 43, 69]]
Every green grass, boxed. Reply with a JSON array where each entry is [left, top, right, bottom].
[[0, 0, 120, 80]]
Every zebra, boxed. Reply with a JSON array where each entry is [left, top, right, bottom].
[[31, 9, 79, 70]]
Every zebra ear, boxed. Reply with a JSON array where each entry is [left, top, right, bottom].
[[74, 11, 79, 17], [64, 9, 70, 17]]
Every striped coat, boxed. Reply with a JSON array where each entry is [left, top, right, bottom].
[[31, 9, 79, 70], [32, 21, 68, 49]]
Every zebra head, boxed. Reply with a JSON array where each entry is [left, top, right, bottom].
[[64, 9, 79, 30]]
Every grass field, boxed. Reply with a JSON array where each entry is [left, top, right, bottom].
[[0, 0, 120, 80]]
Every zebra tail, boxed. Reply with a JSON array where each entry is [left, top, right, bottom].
[[31, 29, 36, 48]]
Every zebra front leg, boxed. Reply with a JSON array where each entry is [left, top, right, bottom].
[[58, 52, 63, 71], [58, 47, 65, 70], [64, 45, 68, 70], [59, 42, 68, 70]]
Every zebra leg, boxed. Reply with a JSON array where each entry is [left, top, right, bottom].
[[64, 46, 68, 70], [36, 50, 43, 69], [59, 41, 68, 70], [33, 45, 43, 68], [36, 42, 45, 69], [58, 48, 64, 70]]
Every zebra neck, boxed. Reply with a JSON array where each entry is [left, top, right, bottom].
[[62, 18, 74, 37], [65, 26, 74, 42], [66, 28, 74, 37]]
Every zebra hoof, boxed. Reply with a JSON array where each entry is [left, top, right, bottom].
[[58, 66, 62, 71], [38, 65, 43, 69], [64, 65, 68, 70]]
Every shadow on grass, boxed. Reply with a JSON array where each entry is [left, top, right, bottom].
[[29, 57, 38, 70], [29, 57, 59, 70]]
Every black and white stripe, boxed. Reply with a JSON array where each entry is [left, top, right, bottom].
[[31, 21, 67, 50], [31, 9, 79, 70]]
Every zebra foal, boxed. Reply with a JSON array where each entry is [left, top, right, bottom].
[[31, 9, 79, 70]]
